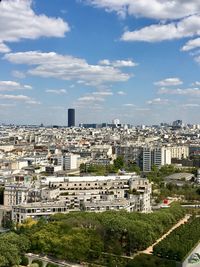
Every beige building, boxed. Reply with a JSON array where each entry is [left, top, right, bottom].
[[170, 146, 189, 159], [4, 184, 29, 207]]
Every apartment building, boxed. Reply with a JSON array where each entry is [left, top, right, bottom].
[[170, 146, 189, 159], [4, 184, 29, 207], [142, 147, 171, 172]]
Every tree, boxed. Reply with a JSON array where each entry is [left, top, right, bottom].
[[114, 156, 124, 170], [32, 259, 43, 267], [80, 163, 86, 173], [21, 255, 29, 266]]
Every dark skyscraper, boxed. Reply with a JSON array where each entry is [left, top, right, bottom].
[[68, 108, 75, 127]]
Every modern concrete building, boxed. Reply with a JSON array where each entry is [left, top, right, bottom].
[[11, 174, 152, 223], [12, 201, 71, 223], [142, 147, 171, 172]]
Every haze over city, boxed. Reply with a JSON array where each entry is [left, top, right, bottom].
[[0, 0, 200, 125]]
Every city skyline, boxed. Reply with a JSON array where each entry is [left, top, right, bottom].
[[0, 0, 200, 125]]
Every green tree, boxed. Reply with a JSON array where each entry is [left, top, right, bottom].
[[114, 156, 125, 170]]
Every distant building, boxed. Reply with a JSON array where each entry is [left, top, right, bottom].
[[172, 119, 183, 127], [142, 147, 171, 172], [112, 119, 120, 125], [4, 184, 29, 207], [170, 146, 189, 159], [63, 154, 79, 171], [68, 108, 75, 127]]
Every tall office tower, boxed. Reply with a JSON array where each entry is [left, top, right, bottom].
[[68, 108, 75, 127]]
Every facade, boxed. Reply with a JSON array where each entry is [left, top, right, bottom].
[[115, 145, 142, 164], [11, 175, 152, 223], [170, 146, 189, 159], [12, 201, 71, 224], [4, 184, 29, 207], [63, 154, 79, 170], [68, 108, 75, 127], [142, 147, 171, 172]]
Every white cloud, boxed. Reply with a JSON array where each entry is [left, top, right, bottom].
[[0, 94, 31, 101], [86, 0, 200, 20], [0, 42, 10, 53], [182, 38, 200, 51], [0, 0, 69, 53], [158, 87, 200, 96], [45, 89, 67, 94], [123, 103, 135, 107], [0, 81, 32, 91], [92, 91, 113, 96], [121, 15, 200, 42], [117, 91, 126, 95], [99, 59, 137, 67], [154, 78, 183, 87], [24, 85, 32, 90], [147, 98, 169, 105], [26, 100, 41, 105], [192, 81, 200, 86], [183, 103, 200, 108], [134, 107, 150, 111], [12, 70, 26, 79], [78, 96, 105, 102], [4, 51, 131, 86]]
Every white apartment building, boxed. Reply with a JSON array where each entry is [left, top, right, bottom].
[[169, 146, 189, 159], [50, 175, 152, 213], [56, 154, 79, 171], [142, 147, 171, 172], [11, 175, 152, 223], [4, 184, 29, 207]]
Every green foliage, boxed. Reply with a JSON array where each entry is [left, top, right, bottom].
[[126, 254, 176, 267], [153, 217, 200, 261], [20, 255, 29, 266], [15, 204, 185, 265], [32, 259, 43, 267], [46, 263, 59, 267], [147, 165, 196, 184], [125, 163, 141, 174], [80, 158, 141, 175], [0, 232, 30, 267], [114, 156, 125, 170]]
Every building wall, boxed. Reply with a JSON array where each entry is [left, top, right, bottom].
[[170, 146, 189, 159]]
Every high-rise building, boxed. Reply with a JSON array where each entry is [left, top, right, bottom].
[[68, 108, 75, 127], [142, 147, 171, 172]]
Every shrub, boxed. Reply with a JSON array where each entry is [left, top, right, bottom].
[[21, 255, 29, 266], [46, 263, 59, 267], [32, 259, 43, 267]]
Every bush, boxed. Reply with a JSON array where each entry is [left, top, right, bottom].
[[30, 264, 39, 267], [46, 264, 59, 267], [153, 217, 200, 261], [21, 255, 29, 266], [32, 259, 43, 267], [126, 254, 176, 267]]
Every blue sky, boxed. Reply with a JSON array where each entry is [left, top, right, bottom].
[[0, 0, 200, 125]]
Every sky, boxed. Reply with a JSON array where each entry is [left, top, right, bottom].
[[0, 0, 200, 126]]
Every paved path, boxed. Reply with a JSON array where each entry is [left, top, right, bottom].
[[142, 214, 191, 254], [26, 253, 83, 267]]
